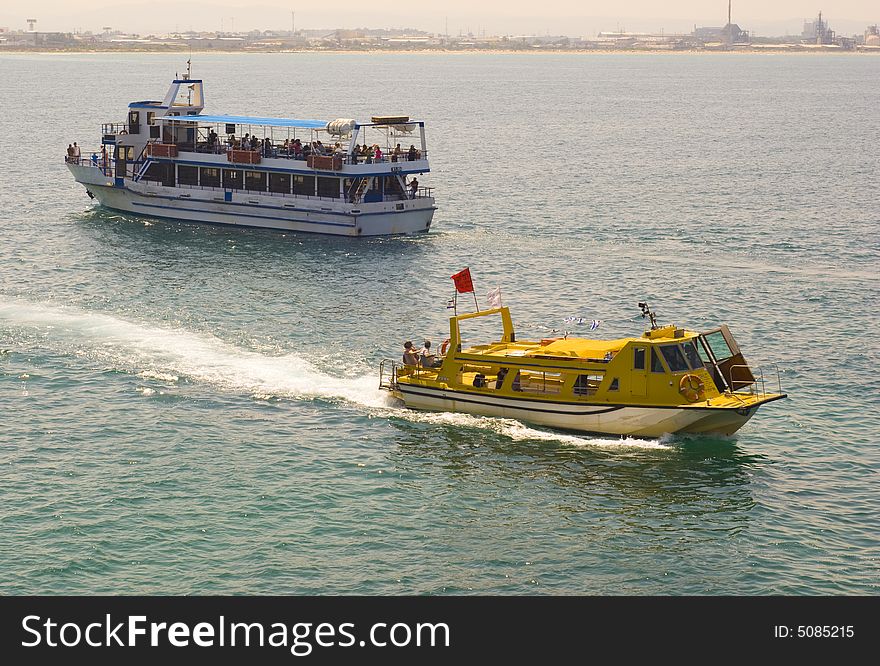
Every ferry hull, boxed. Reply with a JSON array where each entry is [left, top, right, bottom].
[[395, 384, 760, 438], [69, 165, 434, 237]]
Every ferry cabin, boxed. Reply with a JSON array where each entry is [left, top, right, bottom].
[[66, 76, 436, 236]]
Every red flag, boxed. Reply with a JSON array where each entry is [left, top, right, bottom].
[[451, 267, 474, 294]]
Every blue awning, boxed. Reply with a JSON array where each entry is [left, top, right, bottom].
[[156, 114, 331, 129]]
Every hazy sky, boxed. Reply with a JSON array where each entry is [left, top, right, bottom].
[[3, 1, 878, 36]]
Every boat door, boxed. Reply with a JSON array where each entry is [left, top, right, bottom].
[[698, 325, 756, 392], [630, 344, 648, 397]]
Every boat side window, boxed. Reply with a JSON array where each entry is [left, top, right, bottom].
[[608, 377, 619, 391], [245, 170, 267, 192], [517, 370, 563, 395], [633, 347, 646, 370], [177, 165, 198, 186], [293, 174, 315, 196], [146, 112, 156, 126], [317, 176, 339, 198], [222, 169, 243, 190], [573, 373, 604, 396], [660, 344, 689, 372], [200, 167, 220, 188], [681, 341, 702, 370], [650, 347, 666, 373], [143, 162, 172, 183], [127, 110, 140, 134], [269, 172, 292, 194]]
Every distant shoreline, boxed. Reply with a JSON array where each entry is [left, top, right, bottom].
[[2, 46, 879, 56]]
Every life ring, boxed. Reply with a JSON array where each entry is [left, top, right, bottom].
[[439, 338, 451, 355], [679, 374, 705, 402]]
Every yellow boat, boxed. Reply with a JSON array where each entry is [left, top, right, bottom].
[[379, 303, 786, 438]]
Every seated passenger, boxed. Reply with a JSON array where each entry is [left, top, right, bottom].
[[420, 339, 442, 368], [495, 367, 508, 389], [402, 341, 420, 366]]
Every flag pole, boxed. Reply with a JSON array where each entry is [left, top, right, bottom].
[[472, 291, 479, 312]]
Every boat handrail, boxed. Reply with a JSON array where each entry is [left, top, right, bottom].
[[729, 363, 782, 397], [179, 141, 428, 165]]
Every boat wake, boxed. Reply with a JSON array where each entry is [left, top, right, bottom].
[[0, 298, 669, 451]]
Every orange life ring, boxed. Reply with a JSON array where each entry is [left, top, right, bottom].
[[679, 374, 705, 402], [440, 338, 451, 355]]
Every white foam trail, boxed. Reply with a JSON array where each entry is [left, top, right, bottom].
[[383, 409, 670, 450], [0, 298, 389, 407], [1, 299, 670, 451]]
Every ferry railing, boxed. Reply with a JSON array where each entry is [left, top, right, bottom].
[[64, 151, 115, 177], [182, 143, 427, 165], [101, 122, 128, 136]]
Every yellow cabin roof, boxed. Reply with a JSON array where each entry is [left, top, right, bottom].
[[527, 337, 630, 358]]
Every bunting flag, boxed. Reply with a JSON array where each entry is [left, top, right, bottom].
[[562, 317, 602, 330], [486, 286, 502, 309], [451, 267, 474, 294]]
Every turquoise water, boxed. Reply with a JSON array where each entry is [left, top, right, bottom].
[[0, 53, 878, 595]]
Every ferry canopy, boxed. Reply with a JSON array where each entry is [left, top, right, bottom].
[[156, 114, 331, 129]]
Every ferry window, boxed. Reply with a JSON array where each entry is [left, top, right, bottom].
[[177, 165, 198, 186], [705, 331, 733, 361], [660, 345, 689, 372], [245, 171, 267, 192], [574, 374, 604, 396], [269, 173, 291, 194], [222, 169, 243, 190], [608, 377, 619, 391], [143, 163, 172, 183], [150, 126, 160, 139], [200, 167, 220, 188], [317, 177, 339, 198], [146, 112, 156, 126], [517, 370, 563, 395], [650, 347, 666, 373], [681, 341, 702, 370], [127, 111, 140, 134], [293, 175, 315, 196], [633, 347, 646, 370]]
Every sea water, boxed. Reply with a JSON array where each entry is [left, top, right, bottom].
[[0, 52, 878, 594]]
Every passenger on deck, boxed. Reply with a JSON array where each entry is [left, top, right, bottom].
[[292, 138, 303, 158], [408, 144, 417, 161], [73, 143, 81, 162], [402, 341, 420, 366], [66, 144, 74, 162], [351, 145, 360, 163], [409, 177, 419, 199], [392, 144, 401, 162], [374, 145, 383, 162], [365, 145, 374, 164], [495, 367, 508, 389], [420, 340, 442, 368]]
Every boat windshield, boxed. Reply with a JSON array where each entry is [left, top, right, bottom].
[[660, 344, 689, 372]]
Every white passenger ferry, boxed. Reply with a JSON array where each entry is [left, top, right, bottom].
[[65, 68, 436, 236]]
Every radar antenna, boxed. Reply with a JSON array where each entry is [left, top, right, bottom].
[[638, 302, 659, 330]]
